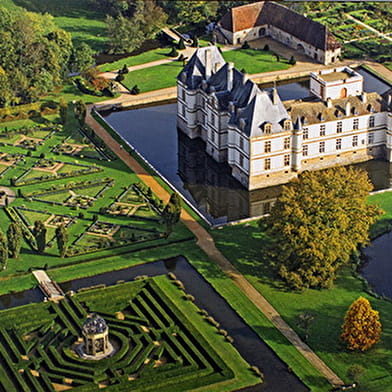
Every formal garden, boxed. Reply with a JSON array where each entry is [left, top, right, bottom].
[[0, 105, 193, 279], [0, 276, 260, 391]]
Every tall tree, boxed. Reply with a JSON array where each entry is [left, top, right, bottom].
[[74, 100, 87, 126], [59, 98, 68, 125], [70, 43, 95, 73], [55, 224, 68, 258], [162, 192, 182, 238], [33, 220, 47, 254], [341, 297, 381, 351], [0, 229, 8, 270], [7, 222, 22, 259], [161, 1, 219, 24], [265, 167, 382, 290]]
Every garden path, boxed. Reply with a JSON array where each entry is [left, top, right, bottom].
[[345, 13, 392, 43], [85, 107, 344, 388]]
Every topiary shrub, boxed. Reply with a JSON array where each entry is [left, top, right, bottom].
[[178, 37, 185, 50], [169, 46, 178, 57], [115, 73, 125, 82], [289, 56, 296, 65], [130, 85, 140, 95], [263, 44, 270, 51], [241, 41, 250, 49]]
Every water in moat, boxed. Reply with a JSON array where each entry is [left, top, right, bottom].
[[103, 68, 392, 225], [61, 256, 308, 392], [361, 232, 392, 299]]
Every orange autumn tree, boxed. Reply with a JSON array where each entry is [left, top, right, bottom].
[[341, 297, 381, 351]]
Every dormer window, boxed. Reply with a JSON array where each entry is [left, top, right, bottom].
[[264, 123, 272, 134], [283, 120, 291, 131]]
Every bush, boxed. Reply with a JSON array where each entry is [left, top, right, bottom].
[[178, 37, 185, 50], [115, 73, 125, 82], [120, 64, 129, 74], [191, 36, 198, 48], [241, 41, 250, 49], [263, 44, 270, 51], [169, 46, 178, 57], [289, 56, 296, 65], [130, 85, 140, 95]]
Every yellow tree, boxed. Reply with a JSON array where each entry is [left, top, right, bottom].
[[341, 297, 381, 351]]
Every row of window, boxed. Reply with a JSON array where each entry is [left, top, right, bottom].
[[264, 155, 290, 170], [264, 137, 290, 153], [302, 117, 374, 140], [303, 133, 374, 155]]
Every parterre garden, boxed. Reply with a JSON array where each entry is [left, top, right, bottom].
[[0, 276, 259, 391], [0, 107, 193, 275]]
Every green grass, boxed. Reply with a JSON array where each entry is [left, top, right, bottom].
[[211, 219, 392, 392], [121, 61, 183, 93], [385, 63, 392, 72], [368, 191, 392, 237], [222, 49, 292, 74], [9, 0, 109, 52], [99, 48, 172, 72]]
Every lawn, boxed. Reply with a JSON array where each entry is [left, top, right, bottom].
[[211, 217, 392, 392], [99, 48, 172, 73], [222, 49, 291, 74], [9, 0, 109, 52]]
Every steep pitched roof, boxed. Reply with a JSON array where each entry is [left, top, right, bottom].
[[218, 1, 341, 51], [231, 89, 289, 137], [177, 46, 225, 89]]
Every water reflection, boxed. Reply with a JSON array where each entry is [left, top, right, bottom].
[[103, 68, 391, 225]]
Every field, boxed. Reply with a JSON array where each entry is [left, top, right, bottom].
[[0, 106, 193, 282], [0, 276, 260, 391]]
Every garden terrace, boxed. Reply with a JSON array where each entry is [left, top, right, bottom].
[[0, 277, 259, 391]]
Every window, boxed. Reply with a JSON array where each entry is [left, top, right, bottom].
[[302, 145, 308, 156], [319, 141, 325, 153], [336, 121, 342, 133], [284, 120, 291, 131], [303, 128, 309, 140], [211, 130, 215, 143], [182, 104, 185, 117], [264, 141, 271, 153], [284, 154, 290, 166], [264, 123, 272, 134], [181, 89, 186, 101], [353, 118, 359, 130], [352, 135, 358, 147], [239, 154, 244, 168], [320, 125, 326, 136], [336, 138, 342, 150], [239, 137, 244, 150], [368, 132, 374, 144], [263, 202, 271, 215], [211, 113, 215, 126], [264, 158, 271, 170], [369, 116, 375, 128], [284, 137, 290, 149]]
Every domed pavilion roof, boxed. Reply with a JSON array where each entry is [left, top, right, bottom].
[[82, 313, 108, 334]]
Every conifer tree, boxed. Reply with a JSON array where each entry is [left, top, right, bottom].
[[0, 229, 8, 270], [33, 221, 47, 254], [7, 222, 22, 259], [74, 100, 86, 126], [341, 297, 381, 351], [162, 193, 182, 238], [59, 98, 68, 125], [55, 223, 68, 258]]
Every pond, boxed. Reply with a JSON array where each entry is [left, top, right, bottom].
[[361, 232, 392, 299], [0, 288, 43, 310], [103, 77, 392, 225], [61, 256, 308, 392]]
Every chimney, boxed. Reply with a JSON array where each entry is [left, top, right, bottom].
[[201, 79, 208, 91], [361, 92, 367, 103], [345, 101, 351, 116], [227, 62, 234, 91], [326, 98, 332, 109], [205, 49, 212, 79], [272, 88, 279, 105]]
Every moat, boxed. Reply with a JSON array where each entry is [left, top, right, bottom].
[[103, 68, 391, 225]]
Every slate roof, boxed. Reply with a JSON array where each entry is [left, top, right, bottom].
[[177, 46, 225, 89], [218, 1, 341, 51], [285, 92, 387, 125], [230, 89, 289, 137]]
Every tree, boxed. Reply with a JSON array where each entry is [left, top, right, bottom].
[[161, 1, 219, 24], [341, 297, 381, 351], [296, 312, 314, 342], [74, 100, 86, 126], [178, 37, 185, 50], [7, 222, 22, 259], [347, 364, 365, 384], [55, 224, 68, 258], [59, 98, 68, 125], [70, 43, 95, 73], [33, 220, 47, 254], [0, 229, 8, 270], [265, 167, 382, 289], [162, 192, 182, 238]]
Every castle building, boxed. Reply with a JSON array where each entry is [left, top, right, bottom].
[[213, 1, 341, 65], [177, 46, 392, 190]]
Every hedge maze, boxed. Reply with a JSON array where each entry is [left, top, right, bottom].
[[0, 277, 245, 391]]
